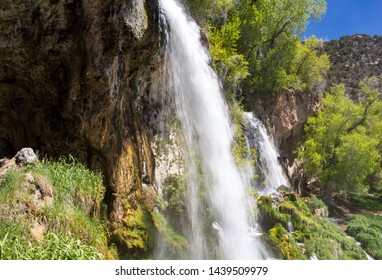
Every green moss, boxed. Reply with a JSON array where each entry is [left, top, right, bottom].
[[230, 101, 253, 168], [268, 223, 305, 259], [152, 212, 188, 259], [258, 194, 367, 259], [111, 202, 155, 259], [257, 196, 290, 227], [307, 195, 327, 214]]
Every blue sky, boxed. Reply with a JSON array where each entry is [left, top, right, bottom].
[[304, 0, 382, 40]]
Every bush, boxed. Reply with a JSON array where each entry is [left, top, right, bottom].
[[347, 214, 382, 259], [307, 195, 327, 214]]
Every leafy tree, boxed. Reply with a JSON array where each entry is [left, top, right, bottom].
[[184, 0, 329, 97], [298, 81, 382, 193], [183, 0, 233, 26], [235, 0, 328, 96], [209, 10, 249, 99]]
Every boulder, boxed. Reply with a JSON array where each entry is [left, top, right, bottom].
[[15, 148, 37, 166]]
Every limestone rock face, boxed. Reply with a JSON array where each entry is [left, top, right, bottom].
[[254, 90, 321, 162], [0, 0, 164, 253]]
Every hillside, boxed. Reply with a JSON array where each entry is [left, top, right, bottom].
[[324, 34, 382, 98]]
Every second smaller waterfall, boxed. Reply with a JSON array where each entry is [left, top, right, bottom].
[[243, 112, 290, 194]]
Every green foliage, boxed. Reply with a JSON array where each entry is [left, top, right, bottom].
[[347, 214, 382, 259], [349, 193, 382, 212], [304, 237, 340, 260], [298, 81, 382, 193], [184, 0, 233, 26], [306, 195, 327, 214], [184, 0, 328, 99], [0, 223, 102, 260], [236, 0, 328, 96], [209, 12, 249, 98], [257, 194, 366, 259], [0, 156, 113, 260], [268, 223, 304, 259], [162, 175, 187, 216], [29, 156, 104, 206]]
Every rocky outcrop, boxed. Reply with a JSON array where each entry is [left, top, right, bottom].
[[0, 0, 165, 257], [253, 90, 321, 164]]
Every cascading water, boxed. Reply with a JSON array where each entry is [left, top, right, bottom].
[[159, 0, 261, 259], [243, 112, 289, 194]]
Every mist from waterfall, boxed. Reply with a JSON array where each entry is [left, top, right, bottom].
[[159, 0, 262, 259]]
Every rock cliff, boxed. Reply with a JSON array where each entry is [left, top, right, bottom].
[[254, 90, 320, 161], [0, 0, 164, 257]]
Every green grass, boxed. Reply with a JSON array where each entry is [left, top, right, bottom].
[[28, 156, 104, 208], [0, 222, 102, 260], [0, 155, 114, 260], [349, 193, 382, 212], [0, 169, 23, 205]]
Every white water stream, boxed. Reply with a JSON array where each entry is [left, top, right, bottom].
[[243, 112, 289, 194], [160, 0, 261, 259]]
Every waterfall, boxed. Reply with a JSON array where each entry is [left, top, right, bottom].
[[159, 0, 261, 259], [243, 112, 289, 194]]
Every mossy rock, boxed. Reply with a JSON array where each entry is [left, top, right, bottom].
[[258, 193, 367, 260], [152, 212, 188, 259], [111, 204, 155, 259], [279, 201, 297, 217], [268, 223, 305, 260], [257, 195, 290, 230]]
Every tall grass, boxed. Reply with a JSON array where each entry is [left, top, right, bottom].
[[28, 156, 104, 207], [0, 223, 102, 260], [0, 155, 113, 260], [0, 169, 23, 206]]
